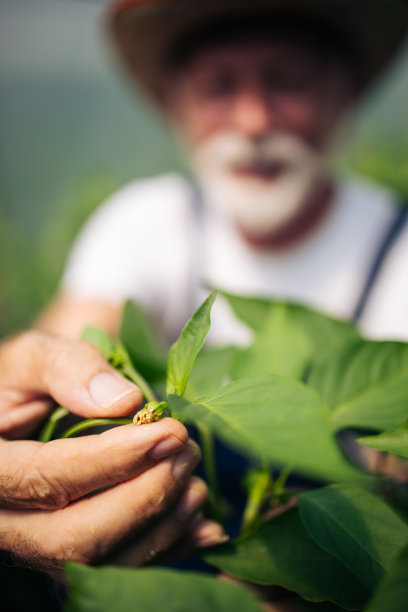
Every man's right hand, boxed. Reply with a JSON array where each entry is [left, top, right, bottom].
[[0, 331, 226, 579]]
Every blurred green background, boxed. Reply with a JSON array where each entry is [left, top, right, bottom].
[[1, 0, 408, 339]]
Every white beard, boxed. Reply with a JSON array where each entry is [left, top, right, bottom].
[[190, 132, 327, 239]]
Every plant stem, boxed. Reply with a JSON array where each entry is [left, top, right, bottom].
[[61, 418, 132, 439], [39, 406, 70, 442], [197, 422, 223, 525], [273, 464, 293, 497], [241, 466, 272, 536], [120, 362, 157, 404]]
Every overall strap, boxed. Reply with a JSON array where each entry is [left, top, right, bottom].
[[353, 202, 408, 321], [188, 178, 204, 221], [187, 178, 206, 300]]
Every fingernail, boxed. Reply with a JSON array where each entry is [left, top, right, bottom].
[[190, 519, 229, 548], [149, 436, 185, 460], [89, 373, 140, 408], [195, 533, 230, 548], [172, 440, 200, 482], [176, 482, 206, 521]]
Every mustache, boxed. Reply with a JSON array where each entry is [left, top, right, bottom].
[[192, 132, 320, 172]]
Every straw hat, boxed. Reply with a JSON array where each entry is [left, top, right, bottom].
[[108, 0, 408, 101]]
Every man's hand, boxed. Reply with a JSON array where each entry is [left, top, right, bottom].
[[0, 330, 144, 439], [0, 331, 226, 578]]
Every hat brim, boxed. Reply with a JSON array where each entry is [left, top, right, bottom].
[[108, 0, 408, 101]]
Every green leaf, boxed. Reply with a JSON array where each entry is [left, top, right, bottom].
[[82, 326, 115, 359], [64, 564, 263, 612], [166, 291, 217, 397], [231, 303, 312, 380], [288, 304, 359, 359], [202, 507, 370, 609], [298, 484, 408, 590], [168, 375, 364, 483], [184, 345, 237, 400], [220, 291, 271, 330], [119, 300, 167, 383], [365, 543, 408, 612], [357, 423, 408, 459], [221, 291, 359, 359], [301, 602, 346, 612], [307, 339, 408, 431]]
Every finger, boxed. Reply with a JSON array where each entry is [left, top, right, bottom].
[[0, 418, 189, 510], [187, 517, 229, 549], [0, 444, 202, 569], [0, 397, 54, 440], [0, 330, 142, 418], [106, 477, 213, 567], [142, 517, 229, 567]]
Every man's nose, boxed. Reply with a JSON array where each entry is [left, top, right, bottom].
[[230, 89, 276, 138]]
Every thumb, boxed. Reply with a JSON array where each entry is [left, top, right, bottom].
[[0, 331, 143, 418]]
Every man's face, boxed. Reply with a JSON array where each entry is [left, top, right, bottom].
[[165, 37, 357, 241], [168, 39, 355, 149]]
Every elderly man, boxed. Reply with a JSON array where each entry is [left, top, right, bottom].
[[1, 0, 408, 581], [38, 0, 408, 346]]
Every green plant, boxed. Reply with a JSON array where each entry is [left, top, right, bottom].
[[0, 176, 118, 339], [41, 291, 408, 611]]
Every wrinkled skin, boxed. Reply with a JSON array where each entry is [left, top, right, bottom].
[[0, 331, 226, 580]]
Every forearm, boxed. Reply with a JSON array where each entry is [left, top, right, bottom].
[[35, 293, 122, 339]]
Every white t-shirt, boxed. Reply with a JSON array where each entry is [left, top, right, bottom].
[[62, 172, 408, 344]]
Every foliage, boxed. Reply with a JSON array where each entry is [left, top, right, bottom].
[[357, 424, 408, 459], [340, 137, 408, 202], [202, 507, 370, 609], [0, 177, 118, 339], [35, 290, 408, 611], [298, 485, 408, 590], [167, 291, 217, 397], [64, 564, 263, 612]]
